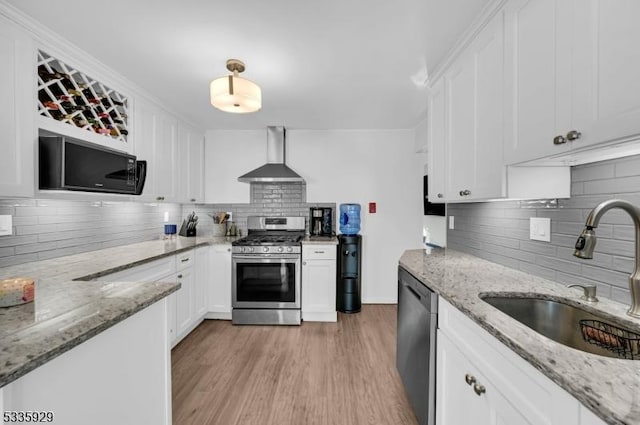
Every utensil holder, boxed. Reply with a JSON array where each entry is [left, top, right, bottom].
[[212, 223, 226, 237]]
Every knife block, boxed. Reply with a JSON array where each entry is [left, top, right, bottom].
[[178, 221, 197, 237]]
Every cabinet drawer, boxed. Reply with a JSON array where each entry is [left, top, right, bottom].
[[302, 245, 336, 261], [176, 249, 195, 271]]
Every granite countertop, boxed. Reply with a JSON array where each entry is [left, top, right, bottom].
[[302, 235, 339, 245], [0, 235, 238, 388], [399, 248, 640, 425]]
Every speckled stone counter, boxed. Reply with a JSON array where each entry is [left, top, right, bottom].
[[400, 248, 640, 425], [301, 235, 339, 245], [0, 236, 238, 388]]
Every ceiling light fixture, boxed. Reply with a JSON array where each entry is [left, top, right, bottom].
[[210, 59, 261, 113]]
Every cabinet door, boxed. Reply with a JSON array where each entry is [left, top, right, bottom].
[[445, 13, 505, 201], [301, 259, 337, 319], [504, 0, 573, 163], [572, 0, 640, 149], [209, 245, 232, 316], [0, 16, 34, 198], [194, 246, 210, 319], [187, 130, 204, 203], [427, 77, 446, 202], [133, 99, 157, 200], [437, 332, 490, 425], [155, 112, 177, 202], [175, 267, 194, 337]]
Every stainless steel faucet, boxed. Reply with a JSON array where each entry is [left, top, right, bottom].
[[573, 199, 640, 318]]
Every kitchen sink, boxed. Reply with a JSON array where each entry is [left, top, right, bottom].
[[481, 295, 640, 360]]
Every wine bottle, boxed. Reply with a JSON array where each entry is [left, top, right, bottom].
[[43, 100, 60, 110], [38, 65, 70, 82]]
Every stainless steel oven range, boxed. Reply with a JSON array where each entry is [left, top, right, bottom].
[[231, 216, 305, 325]]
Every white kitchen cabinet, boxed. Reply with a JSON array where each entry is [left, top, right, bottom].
[[427, 77, 446, 202], [133, 99, 178, 202], [504, 0, 640, 165], [438, 298, 585, 425], [0, 14, 34, 198], [175, 249, 195, 340], [206, 244, 232, 320], [177, 123, 204, 204], [194, 245, 210, 319], [301, 244, 337, 322], [440, 12, 505, 202]]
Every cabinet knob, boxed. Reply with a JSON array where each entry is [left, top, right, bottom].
[[566, 130, 582, 141], [464, 374, 476, 385], [177, 274, 183, 279], [190, 198, 196, 202], [473, 383, 486, 396], [437, 193, 443, 198], [302, 261, 307, 266], [553, 135, 567, 145], [156, 196, 165, 201], [459, 189, 471, 196]]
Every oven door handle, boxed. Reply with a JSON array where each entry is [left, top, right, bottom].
[[232, 254, 300, 260]]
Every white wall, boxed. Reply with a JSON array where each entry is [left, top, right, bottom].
[[287, 129, 424, 303]]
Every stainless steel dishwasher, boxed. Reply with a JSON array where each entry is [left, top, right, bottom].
[[397, 266, 438, 425]]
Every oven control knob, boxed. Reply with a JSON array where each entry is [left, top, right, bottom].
[[263, 247, 269, 253], [277, 247, 284, 253], [287, 247, 293, 253]]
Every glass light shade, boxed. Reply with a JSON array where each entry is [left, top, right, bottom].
[[210, 75, 262, 113]]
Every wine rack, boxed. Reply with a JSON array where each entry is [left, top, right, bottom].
[[37, 50, 129, 143]]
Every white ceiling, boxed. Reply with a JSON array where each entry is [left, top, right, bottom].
[[8, 0, 490, 130]]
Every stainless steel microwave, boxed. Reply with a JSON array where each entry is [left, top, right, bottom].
[[39, 135, 146, 195]]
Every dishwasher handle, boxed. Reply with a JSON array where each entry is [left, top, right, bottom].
[[404, 283, 422, 301]]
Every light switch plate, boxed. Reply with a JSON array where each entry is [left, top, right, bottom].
[[0, 215, 12, 236], [530, 217, 551, 242]]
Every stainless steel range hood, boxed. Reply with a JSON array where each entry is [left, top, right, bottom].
[[238, 126, 305, 183]]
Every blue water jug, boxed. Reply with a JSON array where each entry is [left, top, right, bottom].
[[339, 203, 361, 235]]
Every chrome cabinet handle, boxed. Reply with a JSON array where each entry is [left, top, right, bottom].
[[190, 198, 196, 202], [156, 196, 165, 201], [437, 193, 443, 198], [553, 135, 567, 145], [465, 374, 476, 385], [473, 383, 486, 396], [314, 251, 325, 254], [566, 130, 582, 141], [177, 274, 183, 279], [459, 189, 471, 196], [181, 258, 189, 263]]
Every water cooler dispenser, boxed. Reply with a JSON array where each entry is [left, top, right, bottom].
[[337, 204, 362, 313]]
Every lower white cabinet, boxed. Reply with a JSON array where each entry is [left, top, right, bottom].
[[175, 265, 194, 340], [206, 244, 232, 319], [437, 298, 606, 425], [301, 244, 337, 322]]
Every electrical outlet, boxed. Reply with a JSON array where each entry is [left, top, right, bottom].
[[0, 215, 12, 236], [449, 216, 455, 230], [530, 217, 551, 242]]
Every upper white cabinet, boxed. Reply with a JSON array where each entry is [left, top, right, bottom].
[[504, 0, 640, 164], [134, 99, 179, 202], [177, 123, 204, 204], [445, 12, 505, 201], [427, 77, 446, 202], [428, 12, 505, 202], [0, 14, 34, 198]]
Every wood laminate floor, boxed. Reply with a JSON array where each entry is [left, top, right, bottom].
[[171, 305, 418, 425]]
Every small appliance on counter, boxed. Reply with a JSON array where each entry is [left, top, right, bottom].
[[309, 207, 333, 236]]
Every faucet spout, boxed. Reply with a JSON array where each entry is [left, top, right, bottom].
[[573, 199, 640, 318]]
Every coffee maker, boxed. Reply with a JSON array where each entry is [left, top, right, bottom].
[[309, 207, 333, 236]]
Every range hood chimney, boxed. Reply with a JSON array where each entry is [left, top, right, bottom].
[[238, 126, 305, 183]]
